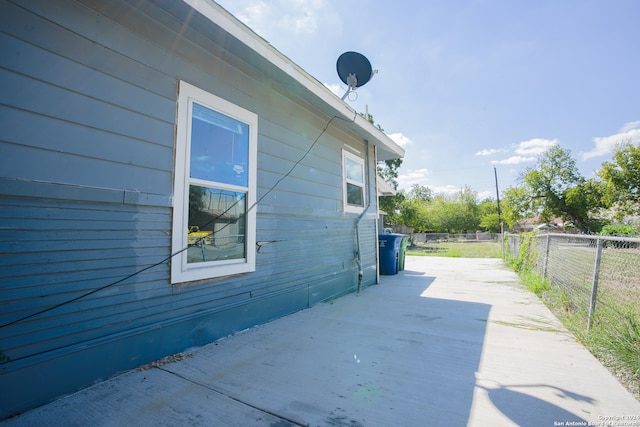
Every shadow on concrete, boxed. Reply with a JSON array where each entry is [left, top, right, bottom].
[[478, 383, 593, 426]]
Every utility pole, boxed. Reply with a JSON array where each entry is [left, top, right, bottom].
[[494, 166, 504, 258]]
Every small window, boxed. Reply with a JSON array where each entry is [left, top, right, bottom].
[[172, 81, 257, 284], [342, 150, 366, 213]]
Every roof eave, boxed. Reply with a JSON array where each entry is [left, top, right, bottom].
[[181, 0, 405, 161]]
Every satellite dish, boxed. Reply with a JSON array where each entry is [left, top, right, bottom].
[[336, 51, 373, 100]]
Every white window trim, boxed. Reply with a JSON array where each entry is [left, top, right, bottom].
[[171, 81, 257, 284], [342, 149, 366, 214]]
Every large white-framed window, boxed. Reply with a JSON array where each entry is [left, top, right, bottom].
[[342, 149, 366, 213], [171, 81, 257, 284]]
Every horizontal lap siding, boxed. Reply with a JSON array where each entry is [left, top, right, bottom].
[[0, 194, 172, 360], [1, 0, 180, 368], [0, 0, 380, 416]]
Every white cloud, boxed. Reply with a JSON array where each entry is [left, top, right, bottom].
[[324, 83, 342, 97], [475, 148, 501, 156], [581, 121, 640, 159], [477, 190, 494, 200], [491, 156, 536, 165], [481, 139, 555, 165], [219, 0, 334, 39], [399, 168, 430, 180], [225, 1, 267, 32], [396, 170, 464, 196], [621, 120, 640, 133], [515, 138, 558, 155], [388, 133, 412, 148], [430, 185, 461, 195], [397, 168, 430, 190]]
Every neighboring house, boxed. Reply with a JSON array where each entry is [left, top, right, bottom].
[[0, 0, 404, 418], [513, 215, 565, 233]]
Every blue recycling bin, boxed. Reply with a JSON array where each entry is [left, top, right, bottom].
[[378, 234, 404, 275]]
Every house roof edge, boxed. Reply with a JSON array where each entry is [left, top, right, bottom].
[[181, 0, 405, 160]]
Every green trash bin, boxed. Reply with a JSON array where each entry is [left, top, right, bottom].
[[398, 236, 409, 271]]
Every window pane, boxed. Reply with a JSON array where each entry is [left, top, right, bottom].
[[190, 103, 249, 187], [187, 185, 246, 264], [345, 156, 363, 183], [346, 182, 364, 206]]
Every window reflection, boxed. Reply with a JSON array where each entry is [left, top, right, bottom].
[[190, 103, 249, 187], [345, 156, 364, 183], [347, 182, 364, 206], [187, 185, 246, 264]]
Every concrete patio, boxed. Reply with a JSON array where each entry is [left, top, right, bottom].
[[4, 256, 639, 426]]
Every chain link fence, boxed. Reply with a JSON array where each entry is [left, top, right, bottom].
[[506, 233, 640, 331]]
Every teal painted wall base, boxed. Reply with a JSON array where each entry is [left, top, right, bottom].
[[0, 271, 373, 420]]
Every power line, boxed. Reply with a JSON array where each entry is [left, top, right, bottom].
[[0, 112, 358, 331]]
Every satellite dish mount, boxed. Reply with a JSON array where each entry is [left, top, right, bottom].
[[336, 51, 374, 101]]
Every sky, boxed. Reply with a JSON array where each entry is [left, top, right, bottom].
[[215, 0, 640, 200]]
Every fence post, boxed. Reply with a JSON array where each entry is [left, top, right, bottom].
[[541, 234, 551, 279], [588, 237, 603, 330]]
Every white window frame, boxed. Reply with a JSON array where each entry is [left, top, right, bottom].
[[342, 149, 366, 213], [171, 81, 257, 284]]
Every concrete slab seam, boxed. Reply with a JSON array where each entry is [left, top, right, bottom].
[[155, 366, 308, 426]]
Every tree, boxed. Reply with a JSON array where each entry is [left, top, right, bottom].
[[396, 185, 434, 231], [599, 141, 640, 216], [377, 157, 404, 226], [408, 184, 432, 201], [563, 178, 607, 231], [379, 189, 405, 226], [455, 186, 481, 232], [422, 187, 480, 233], [508, 145, 605, 233], [524, 145, 583, 202], [362, 111, 406, 226], [427, 195, 454, 233], [377, 159, 402, 189], [363, 111, 403, 191], [478, 199, 500, 232], [501, 185, 532, 229], [399, 196, 431, 231]]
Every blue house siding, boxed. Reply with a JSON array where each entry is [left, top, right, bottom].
[[0, 0, 398, 418]]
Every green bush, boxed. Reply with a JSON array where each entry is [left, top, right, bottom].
[[505, 232, 538, 272], [599, 224, 639, 237]]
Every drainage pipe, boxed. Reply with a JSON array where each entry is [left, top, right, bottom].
[[355, 140, 373, 293]]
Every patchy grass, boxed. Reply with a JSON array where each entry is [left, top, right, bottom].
[[506, 243, 640, 399], [406, 241, 502, 258], [588, 308, 640, 398], [491, 317, 563, 333], [526, 276, 640, 398], [513, 268, 550, 298]]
